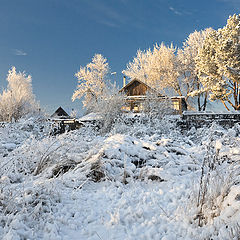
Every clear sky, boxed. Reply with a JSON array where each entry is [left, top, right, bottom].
[[0, 0, 239, 115]]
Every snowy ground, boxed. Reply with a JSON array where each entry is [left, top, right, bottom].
[[1, 117, 240, 239]]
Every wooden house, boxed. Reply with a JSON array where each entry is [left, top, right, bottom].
[[119, 79, 187, 114]]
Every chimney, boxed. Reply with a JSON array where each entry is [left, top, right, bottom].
[[123, 76, 126, 87]]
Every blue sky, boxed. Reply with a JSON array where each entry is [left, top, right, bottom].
[[0, 0, 239, 114]]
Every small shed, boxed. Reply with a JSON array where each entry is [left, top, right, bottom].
[[51, 107, 70, 119]]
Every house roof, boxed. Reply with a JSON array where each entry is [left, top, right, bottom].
[[51, 107, 70, 118], [78, 112, 102, 122], [119, 78, 158, 93], [119, 78, 165, 98]]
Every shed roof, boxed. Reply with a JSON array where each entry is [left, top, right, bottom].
[[51, 107, 70, 118]]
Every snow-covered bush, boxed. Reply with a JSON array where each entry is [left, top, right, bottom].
[[0, 116, 51, 159], [143, 92, 175, 119], [0, 177, 61, 240], [181, 126, 240, 233], [0, 67, 40, 122], [111, 113, 178, 139], [91, 84, 126, 134]]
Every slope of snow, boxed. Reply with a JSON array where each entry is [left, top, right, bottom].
[[1, 117, 240, 239]]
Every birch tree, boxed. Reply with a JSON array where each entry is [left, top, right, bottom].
[[150, 43, 181, 95], [196, 14, 240, 111], [72, 54, 109, 112], [122, 49, 152, 84], [178, 28, 213, 111], [123, 43, 182, 96]]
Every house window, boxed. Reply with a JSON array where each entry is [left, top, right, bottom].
[[172, 100, 180, 110], [122, 106, 131, 112], [139, 102, 144, 111], [132, 102, 141, 112], [133, 105, 139, 112]]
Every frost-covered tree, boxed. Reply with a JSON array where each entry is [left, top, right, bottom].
[[0, 67, 39, 122], [123, 43, 183, 96], [72, 54, 125, 132], [72, 54, 109, 112], [122, 49, 152, 84], [151, 43, 181, 95], [178, 28, 213, 111], [196, 14, 240, 111]]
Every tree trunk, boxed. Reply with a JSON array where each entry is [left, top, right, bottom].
[[197, 92, 207, 111], [234, 82, 238, 108], [221, 100, 230, 111], [197, 94, 201, 111], [202, 92, 208, 111], [238, 91, 240, 108]]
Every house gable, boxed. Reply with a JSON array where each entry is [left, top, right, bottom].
[[51, 107, 70, 119], [119, 79, 159, 96]]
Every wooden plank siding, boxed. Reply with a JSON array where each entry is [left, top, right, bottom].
[[124, 80, 150, 96]]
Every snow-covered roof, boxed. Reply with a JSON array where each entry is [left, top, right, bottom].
[[77, 112, 102, 122], [51, 106, 70, 118]]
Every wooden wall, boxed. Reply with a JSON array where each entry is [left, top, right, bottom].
[[124, 81, 149, 96]]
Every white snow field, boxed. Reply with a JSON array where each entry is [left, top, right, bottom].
[[1, 116, 240, 239]]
